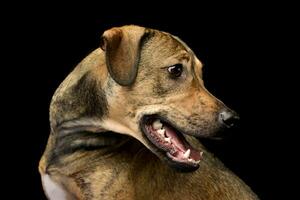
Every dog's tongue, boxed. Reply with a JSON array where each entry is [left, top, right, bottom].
[[164, 124, 201, 161], [149, 119, 202, 162], [164, 126, 186, 152]]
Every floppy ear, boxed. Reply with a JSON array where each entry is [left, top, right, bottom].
[[100, 26, 146, 86]]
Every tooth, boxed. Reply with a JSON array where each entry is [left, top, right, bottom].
[[188, 157, 201, 164], [183, 149, 191, 159], [152, 120, 163, 130], [157, 129, 165, 136], [200, 152, 204, 157], [164, 137, 171, 143]]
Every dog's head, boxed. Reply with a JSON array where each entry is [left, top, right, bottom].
[[97, 25, 239, 171]]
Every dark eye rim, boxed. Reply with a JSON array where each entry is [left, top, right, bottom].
[[167, 64, 183, 78]]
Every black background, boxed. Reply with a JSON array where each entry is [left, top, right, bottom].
[[3, 2, 295, 200]]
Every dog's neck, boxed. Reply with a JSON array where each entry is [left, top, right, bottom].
[[47, 48, 144, 169], [50, 48, 109, 133]]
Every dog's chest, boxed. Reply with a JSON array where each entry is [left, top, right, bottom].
[[41, 174, 69, 200]]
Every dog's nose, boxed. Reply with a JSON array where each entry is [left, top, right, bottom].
[[219, 110, 240, 128]]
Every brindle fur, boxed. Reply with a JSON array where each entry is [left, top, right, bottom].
[[39, 25, 259, 200]]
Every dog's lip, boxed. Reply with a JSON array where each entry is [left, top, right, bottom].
[[140, 115, 203, 170]]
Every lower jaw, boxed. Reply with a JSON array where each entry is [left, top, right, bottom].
[[165, 153, 200, 172]]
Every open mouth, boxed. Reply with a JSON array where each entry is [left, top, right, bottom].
[[141, 115, 203, 171]]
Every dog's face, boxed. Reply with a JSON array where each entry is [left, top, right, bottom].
[[100, 26, 239, 171]]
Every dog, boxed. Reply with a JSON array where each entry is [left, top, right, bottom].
[[39, 25, 259, 200]]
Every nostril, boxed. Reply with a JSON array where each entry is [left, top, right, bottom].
[[219, 111, 240, 128]]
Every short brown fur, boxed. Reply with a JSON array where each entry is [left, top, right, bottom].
[[39, 25, 259, 200]]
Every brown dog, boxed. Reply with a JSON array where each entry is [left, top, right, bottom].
[[39, 25, 259, 200]]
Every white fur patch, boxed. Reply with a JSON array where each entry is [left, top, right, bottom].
[[42, 174, 67, 200]]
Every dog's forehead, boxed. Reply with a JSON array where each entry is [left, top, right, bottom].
[[146, 30, 187, 56], [158, 30, 204, 71], [155, 31, 202, 63], [170, 33, 203, 68], [139, 27, 204, 79]]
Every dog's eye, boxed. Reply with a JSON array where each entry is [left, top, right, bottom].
[[167, 64, 183, 78]]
